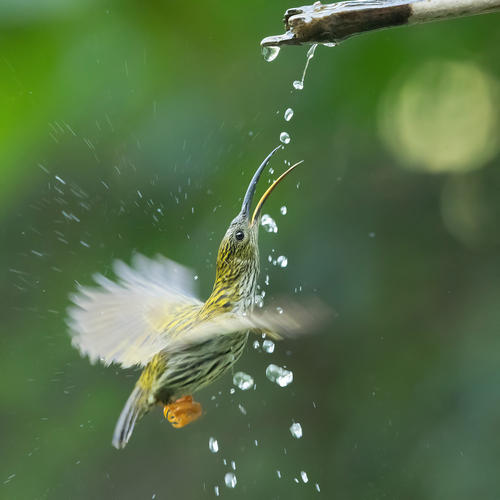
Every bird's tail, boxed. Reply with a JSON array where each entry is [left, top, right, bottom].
[[112, 384, 149, 449]]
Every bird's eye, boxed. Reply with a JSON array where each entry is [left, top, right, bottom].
[[235, 230, 244, 241]]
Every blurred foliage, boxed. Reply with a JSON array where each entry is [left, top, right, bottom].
[[2, 1, 500, 499]]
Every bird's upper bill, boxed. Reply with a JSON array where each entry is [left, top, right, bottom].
[[241, 146, 303, 226]]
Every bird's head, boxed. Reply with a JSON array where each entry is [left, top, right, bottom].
[[212, 146, 301, 304]]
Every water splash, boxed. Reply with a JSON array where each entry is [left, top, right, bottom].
[[292, 43, 318, 91], [224, 472, 237, 488], [232, 371, 254, 391], [254, 292, 265, 308], [276, 255, 288, 268], [280, 131, 291, 144], [262, 339, 275, 353], [289, 422, 303, 439], [266, 364, 293, 387], [209, 437, 219, 453], [261, 214, 278, 233], [262, 45, 280, 62], [284, 108, 294, 122]]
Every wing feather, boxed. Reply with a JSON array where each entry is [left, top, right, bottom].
[[67, 254, 202, 368], [165, 298, 331, 351]]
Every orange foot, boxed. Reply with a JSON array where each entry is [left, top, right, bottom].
[[163, 395, 202, 428]]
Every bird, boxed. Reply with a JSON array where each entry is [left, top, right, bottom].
[[67, 146, 325, 449]]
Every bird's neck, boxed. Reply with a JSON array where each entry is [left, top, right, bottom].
[[203, 263, 259, 316]]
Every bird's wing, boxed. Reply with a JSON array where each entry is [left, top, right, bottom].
[[164, 297, 332, 352], [67, 253, 202, 368]]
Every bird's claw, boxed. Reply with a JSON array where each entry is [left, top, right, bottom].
[[163, 395, 202, 428]]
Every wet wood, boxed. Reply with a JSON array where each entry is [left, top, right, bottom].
[[261, 0, 500, 47]]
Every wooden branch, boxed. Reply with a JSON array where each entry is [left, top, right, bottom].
[[261, 0, 500, 47]]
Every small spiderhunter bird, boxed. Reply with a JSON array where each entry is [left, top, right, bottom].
[[68, 146, 324, 449]]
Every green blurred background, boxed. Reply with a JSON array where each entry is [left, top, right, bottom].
[[2, 1, 500, 498]]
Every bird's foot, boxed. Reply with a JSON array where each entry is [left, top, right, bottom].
[[163, 395, 202, 428]]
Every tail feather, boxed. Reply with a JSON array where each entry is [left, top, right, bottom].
[[112, 385, 148, 449]]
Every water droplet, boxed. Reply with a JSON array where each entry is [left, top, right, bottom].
[[277, 255, 288, 268], [293, 43, 318, 90], [369, 232, 376, 238], [315, 483, 321, 492], [277, 470, 282, 479], [254, 293, 264, 308], [266, 364, 293, 387], [233, 371, 254, 391], [284, 108, 294, 122], [289, 422, 303, 439], [323, 42, 336, 47], [253, 340, 261, 350], [214, 485, 220, 496], [209, 437, 219, 453], [300, 471, 309, 483], [262, 340, 275, 353], [262, 45, 280, 62], [261, 214, 278, 233], [280, 205, 287, 215], [265, 274, 270, 286], [280, 132, 291, 144], [276, 306, 284, 314], [306, 44, 317, 58]]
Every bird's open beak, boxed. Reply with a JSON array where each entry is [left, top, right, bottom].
[[250, 160, 303, 226], [241, 146, 282, 219]]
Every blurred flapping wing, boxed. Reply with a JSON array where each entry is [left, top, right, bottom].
[[166, 297, 332, 351], [67, 254, 202, 368]]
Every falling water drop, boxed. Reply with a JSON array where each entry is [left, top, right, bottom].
[[292, 43, 318, 90], [261, 214, 278, 233], [262, 340, 275, 353], [277, 255, 288, 268], [209, 437, 219, 453], [300, 471, 309, 483], [266, 364, 293, 387], [262, 45, 280, 62], [284, 108, 294, 122], [224, 472, 237, 488], [280, 205, 287, 215], [233, 371, 254, 391], [280, 132, 291, 144], [289, 422, 303, 439]]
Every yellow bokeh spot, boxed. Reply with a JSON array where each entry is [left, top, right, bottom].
[[378, 60, 499, 173]]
